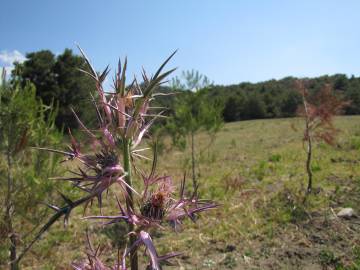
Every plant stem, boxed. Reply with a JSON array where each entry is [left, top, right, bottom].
[[305, 133, 313, 194], [9, 233, 18, 270], [123, 140, 138, 270], [302, 93, 313, 197], [5, 129, 19, 270], [191, 130, 197, 191]]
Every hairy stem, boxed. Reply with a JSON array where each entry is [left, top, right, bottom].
[[123, 140, 138, 270]]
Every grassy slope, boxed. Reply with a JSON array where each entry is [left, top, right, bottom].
[[17, 116, 360, 269]]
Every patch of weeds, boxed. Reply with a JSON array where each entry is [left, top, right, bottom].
[[208, 184, 226, 200], [222, 254, 237, 269], [289, 206, 308, 223], [221, 173, 245, 193], [230, 138, 237, 148], [311, 161, 321, 172], [199, 149, 218, 164], [319, 249, 342, 269], [318, 142, 329, 150], [269, 154, 281, 162], [264, 187, 308, 224], [202, 258, 216, 268], [209, 151, 218, 163], [244, 249, 254, 257], [253, 160, 267, 181], [0, 245, 7, 268], [350, 136, 360, 150], [259, 245, 272, 258], [350, 246, 360, 269], [264, 223, 274, 239]]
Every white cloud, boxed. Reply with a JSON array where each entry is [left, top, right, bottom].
[[0, 50, 26, 75]]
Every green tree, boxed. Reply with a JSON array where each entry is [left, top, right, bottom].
[[280, 89, 302, 117], [140, 73, 360, 123], [243, 93, 266, 119], [168, 71, 223, 189], [345, 85, 360, 114], [12, 50, 57, 105], [223, 94, 245, 122], [0, 69, 62, 269], [12, 49, 94, 129]]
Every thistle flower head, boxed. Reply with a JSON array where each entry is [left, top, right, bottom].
[[140, 177, 174, 220], [87, 174, 217, 229]]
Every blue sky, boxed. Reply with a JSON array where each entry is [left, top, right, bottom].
[[1, 0, 360, 87]]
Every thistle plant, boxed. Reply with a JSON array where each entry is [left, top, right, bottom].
[[295, 80, 348, 197], [16, 48, 217, 270]]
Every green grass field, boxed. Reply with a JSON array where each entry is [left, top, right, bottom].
[[14, 116, 360, 269]]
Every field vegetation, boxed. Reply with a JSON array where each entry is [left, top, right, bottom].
[[2, 114, 359, 269], [1, 48, 360, 270]]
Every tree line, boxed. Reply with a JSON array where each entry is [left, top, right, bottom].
[[206, 74, 359, 122], [11, 49, 360, 130]]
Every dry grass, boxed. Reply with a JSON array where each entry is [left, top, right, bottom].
[[5, 116, 360, 269]]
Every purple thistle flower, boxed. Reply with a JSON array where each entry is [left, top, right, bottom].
[[84, 176, 218, 266]]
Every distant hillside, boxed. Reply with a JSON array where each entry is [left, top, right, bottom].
[[157, 74, 360, 122]]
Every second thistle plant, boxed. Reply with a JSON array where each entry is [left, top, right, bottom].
[[16, 48, 217, 270]]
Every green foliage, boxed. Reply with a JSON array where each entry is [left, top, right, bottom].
[[0, 78, 61, 215], [167, 70, 223, 147], [253, 160, 268, 181], [311, 162, 322, 173], [166, 70, 223, 186], [349, 136, 360, 150], [263, 186, 308, 224], [269, 154, 281, 162], [171, 69, 212, 91], [222, 254, 237, 269], [352, 246, 360, 269], [319, 249, 341, 268], [222, 93, 245, 121], [154, 73, 360, 124], [12, 49, 95, 129], [168, 90, 223, 138], [197, 74, 357, 122], [0, 70, 62, 266], [243, 93, 267, 119]]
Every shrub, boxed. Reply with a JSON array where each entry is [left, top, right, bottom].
[[0, 69, 62, 270]]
